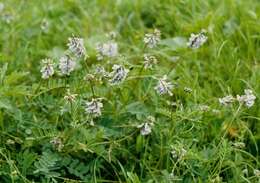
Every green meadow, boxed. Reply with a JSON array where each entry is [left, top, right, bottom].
[[0, 0, 259, 182]]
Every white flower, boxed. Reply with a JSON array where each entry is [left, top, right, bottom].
[[64, 89, 77, 103], [237, 89, 256, 108], [137, 123, 153, 135], [143, 54, 158, 69], [154, 75, 173, 96], [109, 65, 129, 85], [59, 55, 76, 75], [85, 98, 103, 117], [96, 41, 118, 60], [40, 58, 54, 79], [144, 29, 161, 48], [187, 30, 208, 49], [219, 95, 234, 106], [137, 116, 155, 136], [67, 36, 86, 57], [95, 65, 109, 78], [254, 169, 260, 177]]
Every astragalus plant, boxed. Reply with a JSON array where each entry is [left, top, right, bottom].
[[0, 0, 259, 183]]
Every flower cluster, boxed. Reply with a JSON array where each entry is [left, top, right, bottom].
[[38, 29, 256, 137], [109, 64, 129, 85], [96, 41, 118, 60], [218, 95, 235, 106], [137, 116, 155, 136], [187, 30, 208, 49], [143, 54, 158, 69], [67, 36, 86, 57], [95, 65, 109, 78], [59, 55, 76, 75], [237, 89, 256, 108], [40, 58, 55, 79], [64, 89, 78, 103], [219, 89, 256, 108], [85, 98, 103, 117], [144, 29, 161, 48], [154, 75, 173, 96]]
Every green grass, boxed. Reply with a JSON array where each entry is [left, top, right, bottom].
[[0, 0, 260, 182]]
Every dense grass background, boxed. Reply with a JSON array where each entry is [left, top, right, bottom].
[[0, 0, 260, 182]]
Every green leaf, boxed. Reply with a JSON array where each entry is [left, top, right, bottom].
[[17, 150, 37, 175], [125, 102, 149, 115], [33, 151, 61, 177]]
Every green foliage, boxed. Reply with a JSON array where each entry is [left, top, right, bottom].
[[17, 150, 37, 176], [61, 156, 91, 181], [33, 151, 61, 178], [0, 0, 260, 182]]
